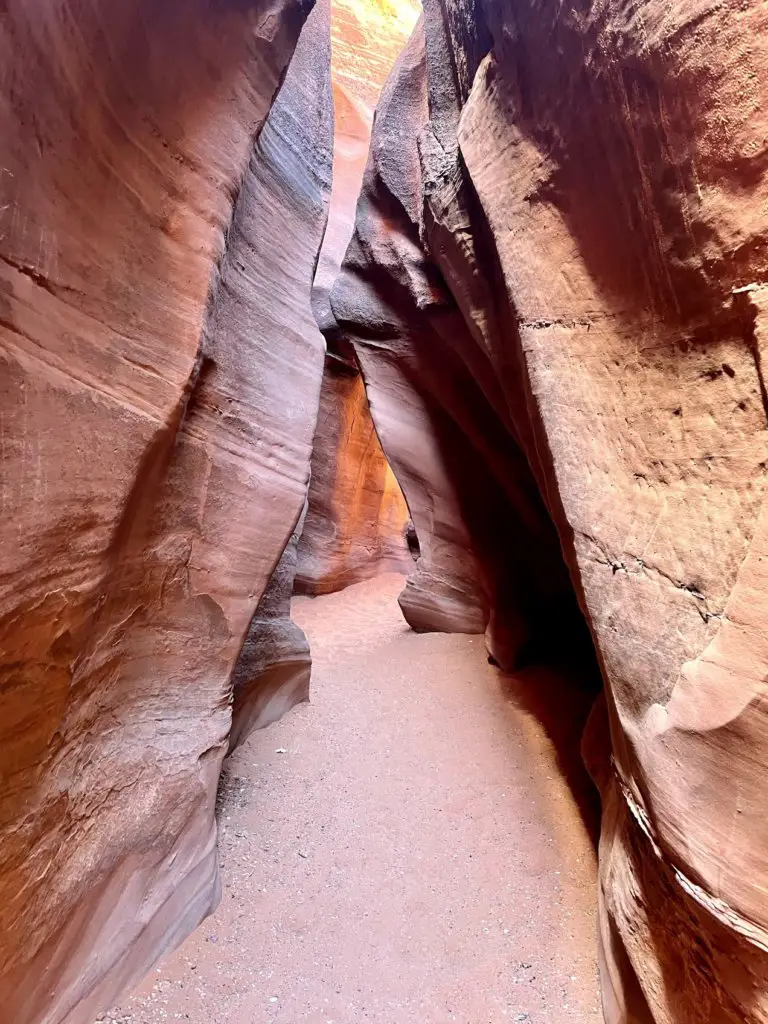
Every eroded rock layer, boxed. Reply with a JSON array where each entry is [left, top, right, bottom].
[[0, 1, 332, 1021], [332, 18, 587, 660], [297, 81, 411, 596], [230, 504, 312, 750], [296, 3, 416, 596], [296, 346, 413, 594], [333, 0, 768, 1019]]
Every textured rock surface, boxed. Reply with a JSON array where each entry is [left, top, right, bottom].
[[332, 19, 586, 661], [334, 0, 768, 1019], [330, 0, 423, 108], [331, 24, 487, 635], [296, 0, 417, 596], [296, 352, 413, 594], [230, 505, 312, 750], [0, 1, 331, 1020]]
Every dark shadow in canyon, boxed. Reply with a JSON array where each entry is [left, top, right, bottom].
[[345, 288, 604, 850], [493, 661, 602, 848], [335, 147, 606, 856]]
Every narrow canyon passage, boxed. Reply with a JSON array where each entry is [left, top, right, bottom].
[[100, 576, 600, 1024], [6, 0, 768, 1018]]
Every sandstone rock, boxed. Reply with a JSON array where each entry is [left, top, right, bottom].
[[331, 18, 586, 661], [311, 81, 373, 339], [0, 1, 331, 1020], [458, 1, 768, 1017], [296, 350, 413, 595], [336, 0, 768, 1018], [230, 504, 312, 750], [330, 22, 490, 637], [296, 5, 416, 596], [331, 0, 423, 109]]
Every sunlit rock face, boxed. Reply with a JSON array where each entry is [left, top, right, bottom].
[[334, 0, 768, 1019], [332, 17, 583, 656], [0, 2, 332, 1021], [331, 0, 422, 108], [296, 0, 418, 596]]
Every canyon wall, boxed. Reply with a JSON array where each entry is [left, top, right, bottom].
[[295, 80, 411, 595], [4, 0, 768, 1020], [295, 343, 413, 594], [295, 2, 416, 596], [230, 504, 312, 749], [332, 17, 588, 661], [333, 0, 768, 1020], [0, 1, 332, 1020]]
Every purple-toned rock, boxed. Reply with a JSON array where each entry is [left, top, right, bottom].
[[230, 504, 311, 749], [0, 1, 331, 1020]]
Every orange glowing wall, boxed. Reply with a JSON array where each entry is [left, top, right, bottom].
[[296, 0, 419, 595]]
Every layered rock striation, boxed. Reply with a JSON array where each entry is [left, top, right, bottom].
[[230, 504, 312, 749], [296, 344, 414, 595], [333, 0, 768, 1019], [332, 16, 586, 660], [295, 82, 412, 597], [296, 4, 417, 597], [0, 1, 332, 1020], [5, 0, 768, 1019]]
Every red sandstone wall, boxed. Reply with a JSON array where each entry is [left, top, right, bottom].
[[332, 1, 768, 1018], [0, 2, 332, 1020], [296, 0, 418, 596]]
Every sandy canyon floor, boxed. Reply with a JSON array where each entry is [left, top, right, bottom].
[[98, 574, 601, 1024]]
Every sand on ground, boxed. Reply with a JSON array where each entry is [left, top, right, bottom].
[[98, 573, 601, 1024]]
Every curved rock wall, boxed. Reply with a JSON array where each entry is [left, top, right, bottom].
[[296, 345, 413, 595], [0, 1, 332, 1020], [332, 17, 587, 661], [230, 503, 312, 749], [5, 0, 767, 1019], [296, 81, 412, 596], [295, 3, 417, 597], [332, 0, 768, 1019]]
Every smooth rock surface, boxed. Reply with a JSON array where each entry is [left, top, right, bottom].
[[0, 1, 332, 1020], [334, 0, 768, 1019], [331, 18, 588, 663], [296, 0, 416, 596], [330, 22, 490, 637], [230, 505, 312, 751], [296, 355, 413, 594]]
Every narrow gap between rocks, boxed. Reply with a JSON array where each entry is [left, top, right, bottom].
[[101, 575, 601, 1024], [96, 2, 604, 1022]]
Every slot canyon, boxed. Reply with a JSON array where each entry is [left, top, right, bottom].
[[1, 0, 768, 1022]]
